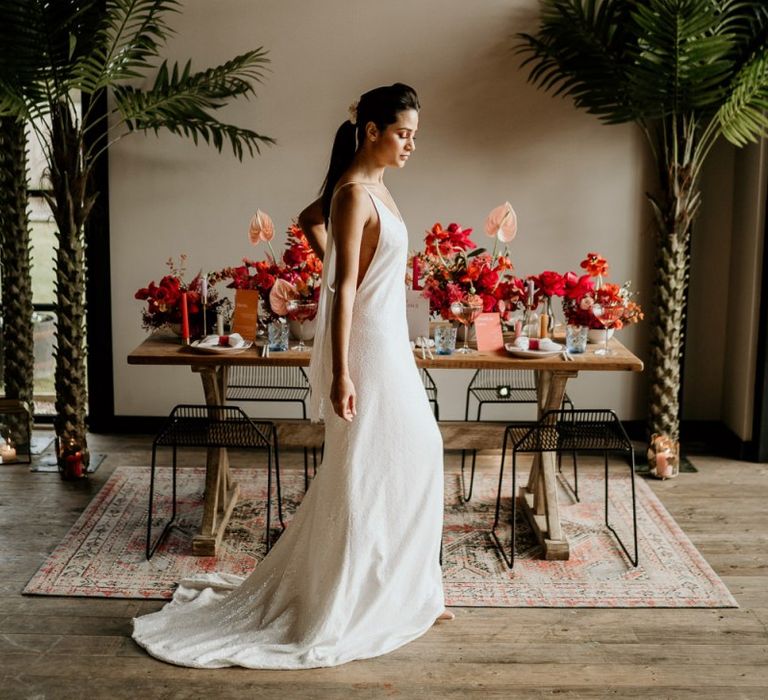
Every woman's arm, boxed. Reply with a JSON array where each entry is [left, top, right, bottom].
[[298, 197, 327, 259], [329, 185, 370, 422]]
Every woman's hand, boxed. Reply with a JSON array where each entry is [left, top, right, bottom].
[[331, 373, 357, 422]]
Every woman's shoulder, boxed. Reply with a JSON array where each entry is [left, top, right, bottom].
[[331, 181, 373, 218]]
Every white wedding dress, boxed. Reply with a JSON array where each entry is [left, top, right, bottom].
[[132, 184, 446, 669]]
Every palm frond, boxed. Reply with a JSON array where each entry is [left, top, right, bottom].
[[517, 0, 638, 124], [628, 0, 737, 117], [717, 47, 768, 146], [112, 50, 273, 159], [71, 0, 180, 93]]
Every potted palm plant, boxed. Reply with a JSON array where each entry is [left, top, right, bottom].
[[518, 0, 768, 450], [0, 1, 273, 467]]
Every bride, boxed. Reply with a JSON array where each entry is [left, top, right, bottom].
[[132, 82, 451, 669]]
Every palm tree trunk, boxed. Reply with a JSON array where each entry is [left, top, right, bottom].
[[47, 103, 95, 457], [0, 116, 35, 444], [647, 139, 701, 443]]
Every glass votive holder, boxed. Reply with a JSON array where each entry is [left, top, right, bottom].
[[434, 325, 458, 355], [565, 324, 588, 354], [267, 319, 289, 351]]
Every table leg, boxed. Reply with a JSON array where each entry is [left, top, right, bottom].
[[520, 369, 578, 560], [191, 365, 240, 556]]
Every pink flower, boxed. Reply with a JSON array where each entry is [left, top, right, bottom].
[[484, 202, 517, 242], [269, 278, 300, 316], [249, 209, 275, 245]]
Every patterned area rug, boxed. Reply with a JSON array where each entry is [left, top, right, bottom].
[[24, 465, 736, 607]]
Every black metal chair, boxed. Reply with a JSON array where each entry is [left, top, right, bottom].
[[419, 368, 440, 419], [491, 409, 638, 569], [460, 370, 574, 502], [226, 365, 318, 490], [146, 404, 285, 560]]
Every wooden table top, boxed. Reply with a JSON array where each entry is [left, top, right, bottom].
[[128, 331, 643, 373]]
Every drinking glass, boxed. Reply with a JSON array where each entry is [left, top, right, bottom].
[[565, 324, 588, 354], [285, 300, 318, 352], [450, 300, 483, 354], [591, 301, 624, 356], [267, 319, 289, 351], [434, 325, 458, 355]]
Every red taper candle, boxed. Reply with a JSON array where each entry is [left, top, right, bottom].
[[180, 291, 190, 345], [412, 256, 422, 291]]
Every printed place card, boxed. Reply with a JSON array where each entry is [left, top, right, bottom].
[[474, 312, 504, 352], [405, 288, 430, 341], [232, 289, 260, 341]]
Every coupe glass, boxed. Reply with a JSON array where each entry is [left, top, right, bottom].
[[591, 300, 624, 356], [285, 299, 318, 352], [450, 300, 483, 354]]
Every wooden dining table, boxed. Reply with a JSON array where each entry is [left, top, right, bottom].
[[128, 332, 643, 558]]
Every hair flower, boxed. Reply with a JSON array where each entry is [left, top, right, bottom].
[[348, 100, 359, 126]]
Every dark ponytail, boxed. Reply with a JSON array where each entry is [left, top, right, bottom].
[[319, 82, 420, 223], [320, 121, 358, 224]]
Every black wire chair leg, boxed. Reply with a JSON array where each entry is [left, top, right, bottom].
[[459, 448, 477, 502], [604, 450, 639, 567], [490, 429, 515, 568], [146, 444, 177, 560], [303, 447, 309, 492], [312, 447, 318, 477]]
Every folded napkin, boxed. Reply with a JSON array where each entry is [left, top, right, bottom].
[[513, 336, 559, 351]]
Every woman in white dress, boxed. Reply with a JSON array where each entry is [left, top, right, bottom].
[[132, 83, 451, 669]]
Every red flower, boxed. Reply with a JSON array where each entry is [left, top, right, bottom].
[[563, 272, 594, 300], [538, 270, 565, 297], [255, 271, 276, 289]]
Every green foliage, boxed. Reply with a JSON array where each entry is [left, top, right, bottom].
[[519, 0, 768, 145], [0, 0, 273, 160]]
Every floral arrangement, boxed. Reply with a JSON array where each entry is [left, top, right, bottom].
[[416, 203, 520, 320], [560, 253, 644, 329], [134, 255, 223, 333], [222, 210, 323, 319]]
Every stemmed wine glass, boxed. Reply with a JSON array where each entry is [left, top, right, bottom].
[[450, 299, 484, 354], [285, 299, 318, 352], [591, 300, 624, 356]]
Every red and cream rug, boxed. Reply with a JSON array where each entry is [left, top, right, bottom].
[[24, 465, 737, 607]]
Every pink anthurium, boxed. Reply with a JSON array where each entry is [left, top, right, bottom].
[[484, 202, 517, 243], [249, 209, 275, 245], [269, 278, 300, 316]]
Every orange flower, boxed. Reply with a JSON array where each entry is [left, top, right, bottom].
[[580, 252, 609, 277]]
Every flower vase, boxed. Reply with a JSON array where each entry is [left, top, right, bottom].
[[289, 317, 317, 342], [543, 297, 556, 335], [587, 328, 614, 344]]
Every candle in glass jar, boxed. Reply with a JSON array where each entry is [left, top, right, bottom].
[[180, 291, 190, 344], [655, 452, 672, 478]]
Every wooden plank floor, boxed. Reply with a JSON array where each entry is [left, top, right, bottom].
[[1, 434, 766, 699]]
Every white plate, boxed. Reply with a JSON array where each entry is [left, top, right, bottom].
[[191, 335, 253, 354], [504, 342, 564, 359]]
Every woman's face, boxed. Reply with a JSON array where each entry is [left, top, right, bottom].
[[367, 108, 418, 168]]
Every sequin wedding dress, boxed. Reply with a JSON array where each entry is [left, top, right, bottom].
[[132, 184, 446, 669]]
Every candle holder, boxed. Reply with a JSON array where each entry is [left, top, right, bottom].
[[56, 436, 90, 480], [647, 433, 679, 479]]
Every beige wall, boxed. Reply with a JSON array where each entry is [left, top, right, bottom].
[[111, 0, 750, 423]]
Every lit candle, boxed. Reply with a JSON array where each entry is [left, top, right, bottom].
[[180, 291, 190, 345], [0, 440, 16, 463], [655, 452, 672, 478]]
